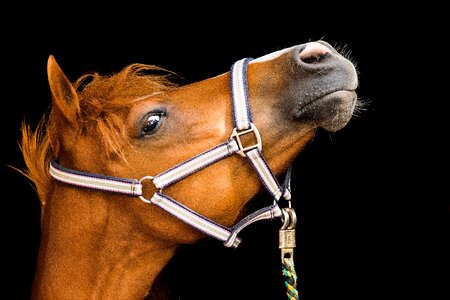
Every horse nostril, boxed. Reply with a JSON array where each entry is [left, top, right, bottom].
[[299, 42, 331, 64]]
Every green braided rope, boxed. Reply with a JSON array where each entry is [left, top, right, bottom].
[[282, 257, 299, 300]]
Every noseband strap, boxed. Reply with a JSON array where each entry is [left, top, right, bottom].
[[231, 58, 253, 130], [49, 58, 292, 248]]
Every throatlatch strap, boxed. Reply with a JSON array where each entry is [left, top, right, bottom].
[[151, 192, 241, 247]]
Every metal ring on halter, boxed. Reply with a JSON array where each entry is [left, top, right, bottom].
[[281, 207, 297, 230], [138, 176, 155, 203], [281, 209, 291, 230], [286, 208, 297, 229]]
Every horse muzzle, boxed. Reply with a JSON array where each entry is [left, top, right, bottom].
[[251, 40, 359, 132]]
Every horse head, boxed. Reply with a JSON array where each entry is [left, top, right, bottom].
[[21, 40, 358, 299]]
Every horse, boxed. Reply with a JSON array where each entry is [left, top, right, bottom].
[[18, 40, 359, 299]]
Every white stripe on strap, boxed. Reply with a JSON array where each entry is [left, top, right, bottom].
[[49, 161, 142, 196], [153, 140, 239, 189], [224, 204, 282, 247], [151, 192, 241, 247], [246, 149, 283, 200], [231, 58, 253, 130]]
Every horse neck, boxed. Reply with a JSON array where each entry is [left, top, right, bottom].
[[32, 186, 178, 299]]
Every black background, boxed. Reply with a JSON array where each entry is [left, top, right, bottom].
[[1, 6, 443, 300]]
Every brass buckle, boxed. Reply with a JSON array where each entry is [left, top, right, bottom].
[[230, 123, 262, 157]]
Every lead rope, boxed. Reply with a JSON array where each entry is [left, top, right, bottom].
[[283, 256, 299, 300], [279, 207, 299, 300], [279, 168, 300, 300]]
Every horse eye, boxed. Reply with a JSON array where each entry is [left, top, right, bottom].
[[141, 113, 164, 136]]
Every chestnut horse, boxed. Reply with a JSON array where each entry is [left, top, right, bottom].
[[19, 40, 359, 299]]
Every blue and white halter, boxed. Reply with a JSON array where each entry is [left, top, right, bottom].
[[49, 58, 293, 248]]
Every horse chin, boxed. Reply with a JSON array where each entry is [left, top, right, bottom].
[[296, 90, 358, 132]]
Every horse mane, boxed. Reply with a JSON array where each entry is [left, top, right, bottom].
[[18, 63, 178, 206]]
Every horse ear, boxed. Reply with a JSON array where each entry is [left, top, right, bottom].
[[47, 55, 80, 127]]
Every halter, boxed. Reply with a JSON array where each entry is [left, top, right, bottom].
[[49, 58, 293, 248]]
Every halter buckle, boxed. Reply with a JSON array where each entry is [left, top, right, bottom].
[[230, 123, 262, 157], [279, 208, 297, 263]]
